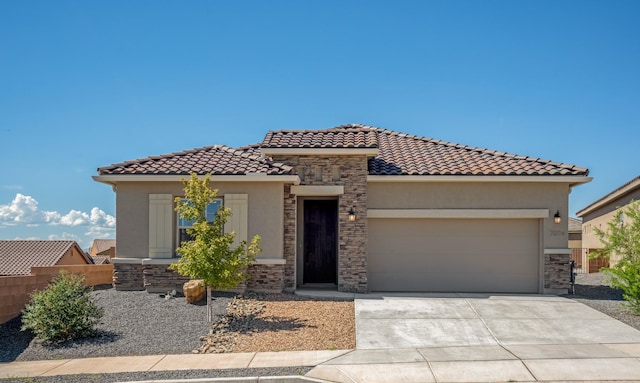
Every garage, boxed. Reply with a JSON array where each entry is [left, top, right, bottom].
[[367, 218, 540, 293]]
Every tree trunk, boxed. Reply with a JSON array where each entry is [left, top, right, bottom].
[[207, 286, 212, 322]]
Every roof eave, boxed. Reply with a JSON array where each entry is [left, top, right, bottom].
[[93, 174, 301, 185], [368, 175, 592, 184]]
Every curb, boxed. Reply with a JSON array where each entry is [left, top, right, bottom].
[[115, 376, 330, 383]]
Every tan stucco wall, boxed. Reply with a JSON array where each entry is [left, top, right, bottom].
[[115, 181, 285, 260], [367, 181, 571, 249], [56, 247, 91, 266]]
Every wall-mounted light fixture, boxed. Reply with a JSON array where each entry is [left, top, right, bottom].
[[554, 210, 561, 224], [348, 207, 356, 222]]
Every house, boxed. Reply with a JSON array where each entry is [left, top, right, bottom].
[[0, 240, 94, 276], [576, 174, 640, 268], [89, 239, 116, 259], [94, 124, 590, 294]]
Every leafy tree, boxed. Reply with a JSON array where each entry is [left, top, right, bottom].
[[593, 200, 640, 314], [22, 270, 104, 342], [169, 173, 261, 320]]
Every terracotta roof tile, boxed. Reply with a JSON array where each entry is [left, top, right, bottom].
[[0, 240, 90, 276], [97, 124, 588, 179], [365, 125, 589, 176], [261, 125, 379, 148], [98, 145, 294, 176]]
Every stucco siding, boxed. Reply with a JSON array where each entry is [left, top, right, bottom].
[[114, 181, 285, 260], [368, 181, 570, 249]]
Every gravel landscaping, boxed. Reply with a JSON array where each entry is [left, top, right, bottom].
[[1, 273, 638, 383], [566, 272, 640, 331]]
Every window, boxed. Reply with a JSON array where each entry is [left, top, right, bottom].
[[177, 198, 223, 246]]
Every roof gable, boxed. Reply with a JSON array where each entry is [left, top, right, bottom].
[[91, 239, 116, 255], [98, 145, 294, 176], [0, 240, 92, 276]]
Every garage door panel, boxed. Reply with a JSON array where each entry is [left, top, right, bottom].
[[368, 219, 539, 293]]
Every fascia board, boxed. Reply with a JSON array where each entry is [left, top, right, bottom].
[[93, 174, 301, 184], [368, 175, 592, 185]]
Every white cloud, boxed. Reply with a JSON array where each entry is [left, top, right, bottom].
[[0, 194, 115, 234], [59, 210, 90, 226], [0, 193, 60, 225]]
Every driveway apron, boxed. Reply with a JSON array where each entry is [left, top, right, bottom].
[[354, 293, 640, 349]]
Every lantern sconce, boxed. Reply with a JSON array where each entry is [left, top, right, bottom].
[[348, 207, 356, 222], [554, 210, 561, 224]]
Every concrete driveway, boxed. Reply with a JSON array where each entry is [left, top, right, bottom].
[[307, 293, 640, 382]]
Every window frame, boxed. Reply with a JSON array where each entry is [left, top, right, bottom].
[[176, 197, 223, 250]]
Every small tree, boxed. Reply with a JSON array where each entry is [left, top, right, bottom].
[[21, 270, 104, 343], [170, 173, 261, 320], [593, 200, 640, 314]]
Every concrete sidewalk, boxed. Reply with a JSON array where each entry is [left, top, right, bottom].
[[3, 344, 640, 382]]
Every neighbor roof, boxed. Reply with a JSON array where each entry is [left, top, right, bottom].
[[568, 217, 582, 233], [576, 174, 640, 217], [91, 239, 116, 255], [0, 240, 93, 276], [98, 145, 294, 176], [98, 124, 589, 178]]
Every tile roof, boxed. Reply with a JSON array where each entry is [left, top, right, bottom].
[[91, 239, 116, 256], [0, 240, 92, 276], [262, 124, 589, 176], [367, 125, 589, 176], [91, 255, 111, 265], [98, 145, 294, 176], [97, 124, 588, 178], [262, 127, 379, 148], [568, 217, 582, 232]]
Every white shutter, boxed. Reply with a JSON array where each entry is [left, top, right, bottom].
[[149, 194, 173, 258], [224, 194, 248, 248]]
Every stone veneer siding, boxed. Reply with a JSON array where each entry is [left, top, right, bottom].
[[282, 184, 297, 292], [544, 253, 571, 292], [113, 263, 144, 291], [143, 264, 190, 294], [247, 264, 285, 292], [273, 154, 369, 293]]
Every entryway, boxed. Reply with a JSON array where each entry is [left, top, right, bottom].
[[300, 199, 338, 285]]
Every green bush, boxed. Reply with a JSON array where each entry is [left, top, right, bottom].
[[21, 270, 104, 343], [593, 200, 640, 314]]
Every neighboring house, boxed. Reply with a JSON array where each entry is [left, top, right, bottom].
[[568, 217, 582, 249], [568, 217, 585, 272], [94, 124, 590, 294], [90, 239, 116, 259], [576, 174, 640, 268], [0, 240, 94, 276]]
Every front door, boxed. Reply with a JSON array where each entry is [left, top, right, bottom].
[[303, 199, 337, 284]]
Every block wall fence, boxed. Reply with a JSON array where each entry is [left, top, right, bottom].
[[0, 264, 114, 324]]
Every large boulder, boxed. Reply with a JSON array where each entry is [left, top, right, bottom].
[[183, 279, 206, 304]]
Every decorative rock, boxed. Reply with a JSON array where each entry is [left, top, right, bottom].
[[183, 279, 206, 304]]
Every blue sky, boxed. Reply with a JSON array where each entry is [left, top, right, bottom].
[[1, 1, 639, 248]]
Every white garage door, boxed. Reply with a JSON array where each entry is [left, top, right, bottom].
[[368, 219, 540, 293]]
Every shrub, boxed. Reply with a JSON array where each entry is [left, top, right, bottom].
[[593, 200, 640, 314], [21, 270, 104, 343]]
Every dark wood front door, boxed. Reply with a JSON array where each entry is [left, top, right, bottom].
[[303, 200, 337, 284]]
